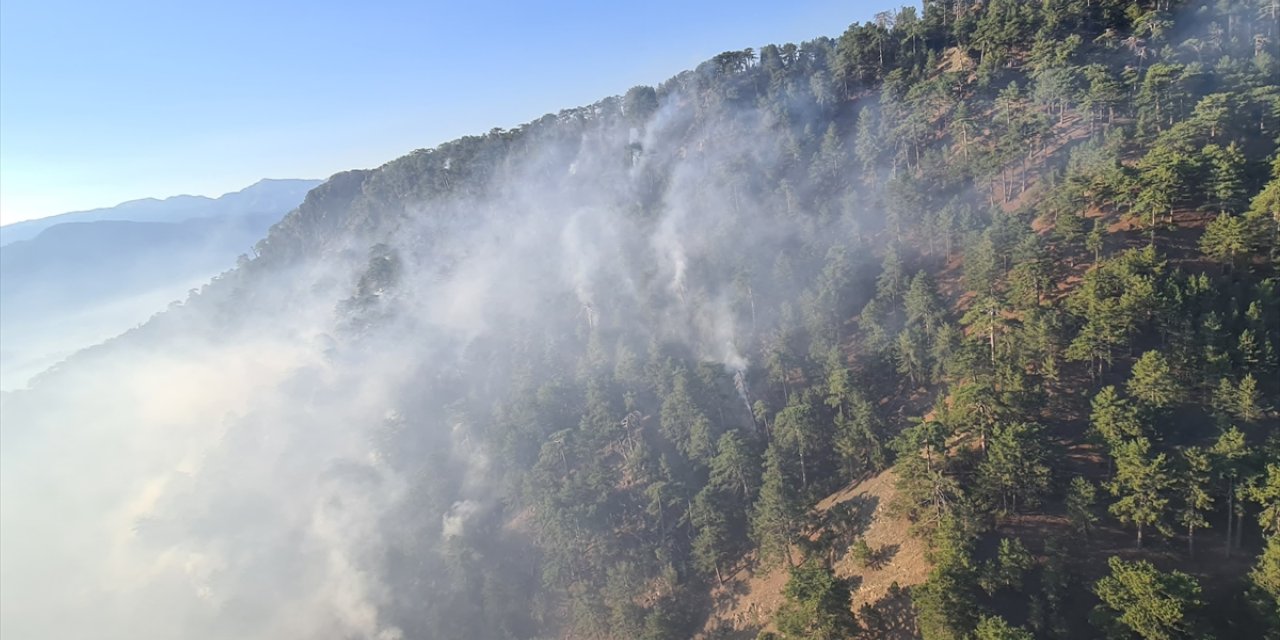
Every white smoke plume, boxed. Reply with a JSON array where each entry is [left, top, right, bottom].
[[1, 75, 869, 639]]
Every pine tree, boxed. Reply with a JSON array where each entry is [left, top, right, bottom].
[[1245, 158, 1280, 263], [823, 346, 852, 413], [1200, 212, 1251, 266], [913, 515, 979, 640], [897, 328, 931, 386], [1177, 446, 1214, 558], [1202, 142, 1247, 214], [1248, 536, 1280, 634], [1068, 475, 1100, 537], [961, 295, 1010, 367], [709, 430, 755, 499], [1127, 350, 1182, 410], [964, 234, 1000, 295], [1235, 373, 1264, 422], [810, 123, 847, 194], [1211, 376, 1238, 422], [1007, 252, 1052, 310], [877, 245, 908, 303], [775, 558, 859, 640], [979, 421, 1051, 514], [974, 615, 1035, 640], [660, 370, 714, 462], [904, 270, 945, 335], [1087, 217, 1106, 263], [1212, 427, 1251, 557], [859, 296, 894, 356], [1090, 386, 1144, 451], [1082, 63, 1123, 128], [834, 393, 885, 480], [1239, 329, 1264, 373], [1065, 250, 1164, 377], [752, 446, 800, 567], [946, 381, 1002, 454], [854, 104, 884, 173], [1092, 557, 1204, 640], [891, 418, 958, 533], [979, 537, 1034, 594], [690, 487, 731, 584], [1247, 463, 1280, 537], [1108, 438, 1173, 549], [773, 397, 822, 490]]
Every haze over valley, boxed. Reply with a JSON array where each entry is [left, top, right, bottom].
[[1, 2, 1278, 639], [0, 178, 319, 389]]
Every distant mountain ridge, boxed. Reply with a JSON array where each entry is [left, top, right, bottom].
[[0, 177, 320, 390], [0, 178, 321, 246], [1, 213, 282, 306]]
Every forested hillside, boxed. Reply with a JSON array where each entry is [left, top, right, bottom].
[[3, 1, 1278, 639]]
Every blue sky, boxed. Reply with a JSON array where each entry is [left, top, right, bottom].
[[0, 0, 905, 224]]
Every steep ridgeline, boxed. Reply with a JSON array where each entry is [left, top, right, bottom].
[[2, 2, 1278, 640]]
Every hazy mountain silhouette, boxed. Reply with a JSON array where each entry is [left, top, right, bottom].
[[0, 178, 320, 246], [0, 178, 320, 389]]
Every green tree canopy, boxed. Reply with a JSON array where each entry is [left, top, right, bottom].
[[1092, 557, 1204, 640], [775, 558, 859, 640]]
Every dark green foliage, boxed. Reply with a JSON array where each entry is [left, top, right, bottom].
[[1091, 557, 1204, 640], [773, 396, 825, 491], [1065, 248, 1164, 377], [912, 516, 980, 640], [1090, 385, 1144, 449], [200, 2, 1280, 637], [1177, 446, 1214, 558], [752, 446, 801, 567], [979, 537, 1033, 595], [775, 558, 859, 639], [1249, 463, 1280, 537], [691, 487, 732, 584], [978, 421, 1051, 514], [1250, 536, 1280, 637], [1108, 438, 1174, 549], [1068, 476, 1100, 536], [849, 537, 873, 567], [891, 416, 959, 534], [1212, 426, 1253, 558], [1127, 350, 1183, 411], [905, 270, 944, 336], [974, 614, 1035, 640], [660, 369, 715, 462], [709, 430, 757, 498], [833, 390, 886, 480]]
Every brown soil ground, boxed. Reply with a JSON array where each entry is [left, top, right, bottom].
[[697, 469, 930, 639]]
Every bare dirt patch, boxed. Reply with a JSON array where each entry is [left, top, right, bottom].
[[825, 471, 931, 610], [698, 469, 930, 638]]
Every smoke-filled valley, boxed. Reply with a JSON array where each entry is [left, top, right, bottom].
[[2, 2, 1279, 639], [0, 179, 320, 390]]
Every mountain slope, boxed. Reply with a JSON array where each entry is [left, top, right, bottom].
[[2, 2, 1278, 640]]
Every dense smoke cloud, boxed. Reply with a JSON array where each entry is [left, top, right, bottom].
[[0, 73, 867, 639]]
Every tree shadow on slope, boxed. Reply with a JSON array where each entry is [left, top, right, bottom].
[[857, 582, 919, 640], [803, 493, 881, 565]]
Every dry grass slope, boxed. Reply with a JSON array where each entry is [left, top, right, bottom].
[[699, 469, 930, 639]]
